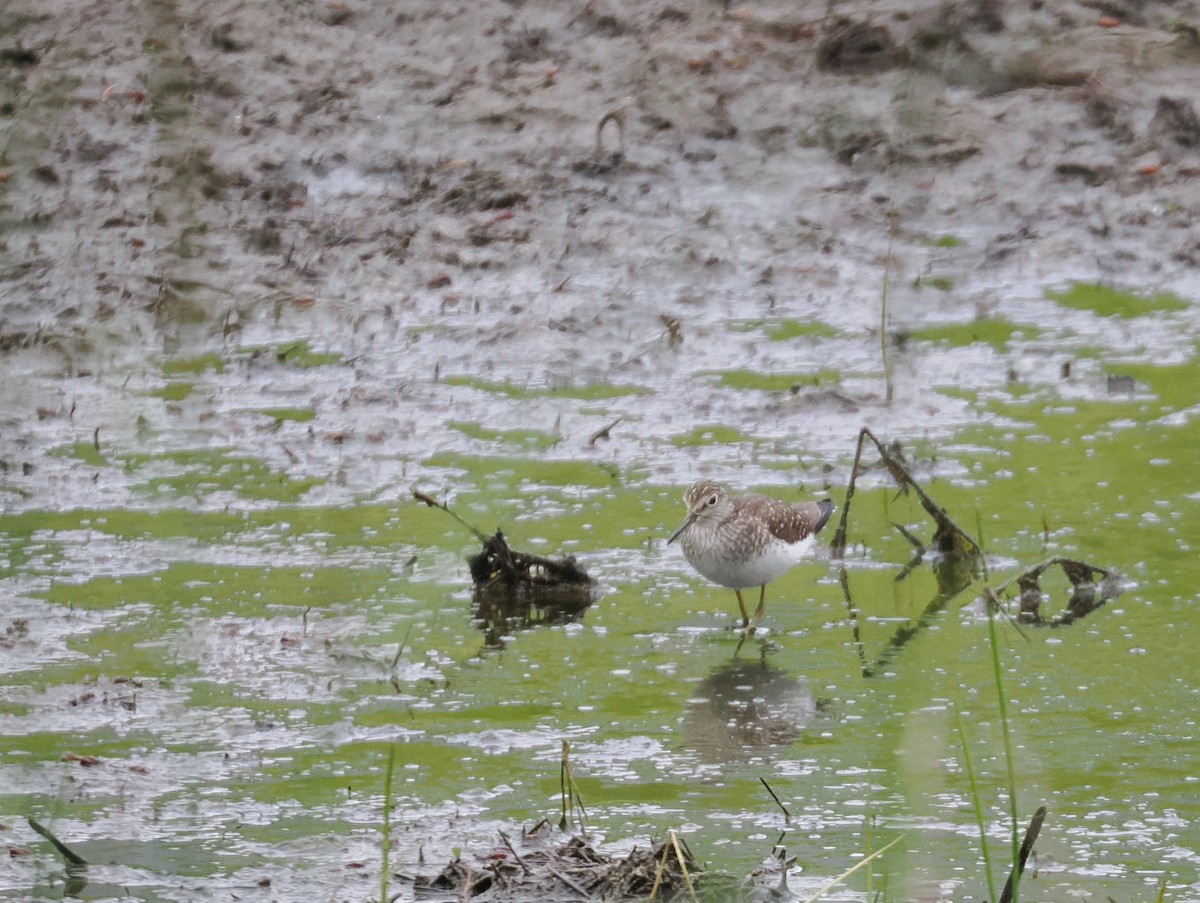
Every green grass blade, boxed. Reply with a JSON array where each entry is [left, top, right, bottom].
[[986, 603, 1021, 902], [802, 833, 906, 903], [381, 743, 397, 903], [955, 707, 997, 903]]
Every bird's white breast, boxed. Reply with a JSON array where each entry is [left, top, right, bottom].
[[683, 532, 815, 590]]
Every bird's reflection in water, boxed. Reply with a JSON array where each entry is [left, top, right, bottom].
[[685, 650, 819, 762]]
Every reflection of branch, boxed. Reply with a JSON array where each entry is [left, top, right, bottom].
[[991, 557, 1125, 626], [839, 564, 962, 678]]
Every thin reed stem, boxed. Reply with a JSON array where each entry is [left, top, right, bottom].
[[955, 707, 997, 903], [986, 605, 1021, 902], [974, 509, 990, 582], [881, 212, 896, 404], [380, 743, 397, 903]]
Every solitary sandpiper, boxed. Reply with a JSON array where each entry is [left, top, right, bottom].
[[668, 479, 835, 628]]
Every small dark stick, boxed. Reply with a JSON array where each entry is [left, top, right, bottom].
[[760, 777, 791, 824], [497, 830, 529, 875], [412, 489, 490, 543], [588, 417, 621, 446], [998, 805, 1046, 903]]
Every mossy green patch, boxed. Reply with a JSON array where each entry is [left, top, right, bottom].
[[43, 560, 393, 616], [910, 319, 1038, 350], [671, 425, 752, 447], [421, 452, 623, 488], [448, 420, 560, 449], [924, 234, 964, 248], [761, 319, 840, 342], [126, 448, 323, 502], [152, 382, 194, 402], [0, 503, 409, 554], [914, 275, 955, 292], [442, 374, 643, 401], [258, 407, 317, 423], [706, 370, 841, 391], [163, 353, 226, 376], [984, 394, 1149, 436], [1046, 282, 1190, 318], [935, 385, 980, 403], [48, 441, 108, 468], [273, 340, 342, 367], [1101, 358, 1200, 410], [0, 700, 28, 717]]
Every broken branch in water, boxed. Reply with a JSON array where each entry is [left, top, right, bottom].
[[833, 428, 984, 676], [831, 427, 982, 563], [412, 488, 591, 590]]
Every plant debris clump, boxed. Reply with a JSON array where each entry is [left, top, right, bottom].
[[410, 828, 700, 901], [468, 530, 591, 590]]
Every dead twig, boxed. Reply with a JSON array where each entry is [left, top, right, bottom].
[[760, 777, 791, 824], [588, 417, 621, 446], [832, 427, 981, 562], [547, 864, 591, 897], [498, 830, 529, 876], [412, 489, 490, 544], [595, 100, 629, 158]]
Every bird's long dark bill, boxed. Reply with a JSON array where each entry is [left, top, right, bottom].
[[668, 512, 697, 544]]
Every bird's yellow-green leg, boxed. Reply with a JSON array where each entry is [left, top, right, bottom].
[[751, 585, 767, 624], [734, 589, 750, 628]]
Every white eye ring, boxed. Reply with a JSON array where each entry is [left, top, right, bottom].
[[707, 495, 718, 506]]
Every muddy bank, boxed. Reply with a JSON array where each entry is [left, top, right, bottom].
[[2, 0, 1199, 513]]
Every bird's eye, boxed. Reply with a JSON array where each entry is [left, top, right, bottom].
[[706, 495, 717, 506]]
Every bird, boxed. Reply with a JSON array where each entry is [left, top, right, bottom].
[[668, 479, 835, 628]]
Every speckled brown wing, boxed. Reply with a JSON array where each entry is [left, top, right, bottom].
[[765, 498, 835, 545]]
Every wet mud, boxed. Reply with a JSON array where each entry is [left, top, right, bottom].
[[3, 0, 1200, 514]]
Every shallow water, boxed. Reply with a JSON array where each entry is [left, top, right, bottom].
[[2, 280, 1198, 902], [5, 2, 1200, 896]]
